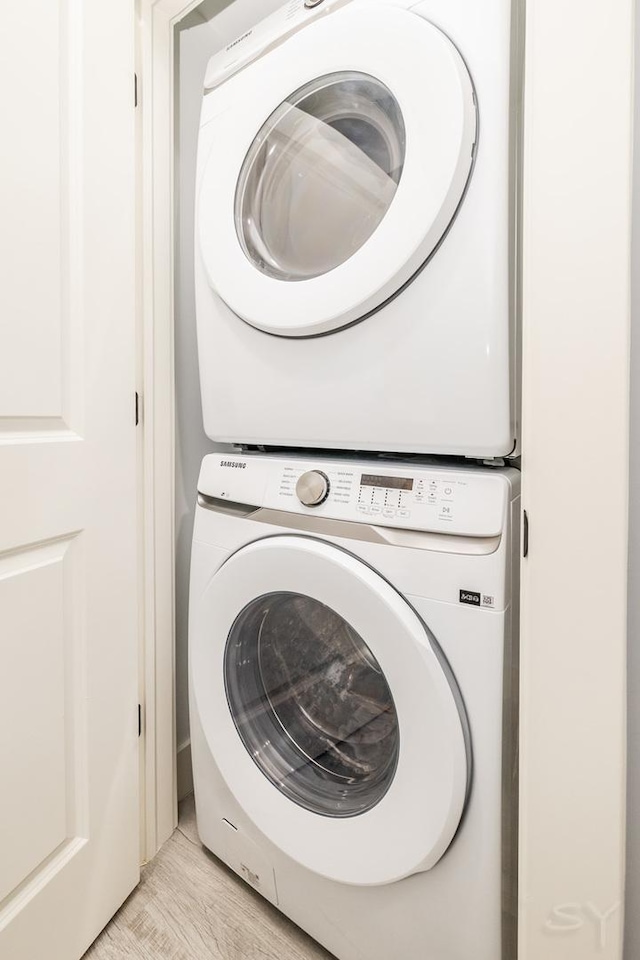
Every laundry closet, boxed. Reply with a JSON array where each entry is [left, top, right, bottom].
[[0, 0, 630, 958], [174, 3, 521, 958], [166, 1, 633, 958]]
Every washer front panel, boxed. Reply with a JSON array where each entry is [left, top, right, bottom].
[[191, 535, 470, 885], [197, 2, 477, 336]]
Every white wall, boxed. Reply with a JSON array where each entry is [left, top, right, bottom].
[[175, 18, 217, 755], [625, 5, 640, 954], [174, 0, 285, 753]]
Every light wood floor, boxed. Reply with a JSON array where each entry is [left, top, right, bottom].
[[83, 796, 333, 960]]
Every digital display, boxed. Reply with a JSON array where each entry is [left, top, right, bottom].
[[361, 474, 414, 491]]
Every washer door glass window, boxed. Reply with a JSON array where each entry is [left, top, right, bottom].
[[235, 72, 406, 282], [224, 591, 400, 817]]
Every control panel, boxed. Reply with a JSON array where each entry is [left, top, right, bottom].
[[198, 454, 516, 539]]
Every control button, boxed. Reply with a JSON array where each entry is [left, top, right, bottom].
[[370, 505, 382, 515], [443, 486, 454, 497], [383, 508, 396, 519], [296, 470, 330, 507], [357, 505, 370, 514], [398, 509, 411, 519]]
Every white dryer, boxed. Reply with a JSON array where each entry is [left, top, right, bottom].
[[189, 452, 520, 960], [194, 0, 522, 458]]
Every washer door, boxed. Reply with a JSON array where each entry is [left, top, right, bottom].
[[197, 2, 477, 337], [191, 536, 470, 886]]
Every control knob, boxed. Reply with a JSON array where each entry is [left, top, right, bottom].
[[296, 470, 330, 507]]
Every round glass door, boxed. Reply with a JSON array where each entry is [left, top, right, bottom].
[[198, 4, 477, 336], [235, 72, 406, 283], [192, 534, 470, 884], [225, 592, 399, 817]]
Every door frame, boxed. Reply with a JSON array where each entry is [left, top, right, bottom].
[[517, 1, 632, 957], [137, 0, 200, 859], [137, 8, 633, 960]]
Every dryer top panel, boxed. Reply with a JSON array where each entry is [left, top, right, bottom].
[[203, 0, 416, 92], [204, 0, 345, 91], [197, 453, 519, 539]]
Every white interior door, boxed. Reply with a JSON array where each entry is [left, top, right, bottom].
[[0, 2, 139, 959]]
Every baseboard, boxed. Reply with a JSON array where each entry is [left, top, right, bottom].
[[177, 739, 194, 802]]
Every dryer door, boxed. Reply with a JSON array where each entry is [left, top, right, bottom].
[[191, 536, 470, 886], [197, 1, 477, 337]]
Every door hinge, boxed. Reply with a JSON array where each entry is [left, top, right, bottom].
[[135, 391, 141, 426], [138, 703, 142, 737], [134, 72, 138, 108], [523, 509, 529, 558]]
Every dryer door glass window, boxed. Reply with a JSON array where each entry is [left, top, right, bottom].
[[235, 72, 406, 282], [224, 591, 400, 817]]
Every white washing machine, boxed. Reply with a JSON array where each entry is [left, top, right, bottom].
[[189, 451, 520, 960], [194, 0, 522, 458]]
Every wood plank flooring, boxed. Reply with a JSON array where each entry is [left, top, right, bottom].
[[83, 796, 333, 960]]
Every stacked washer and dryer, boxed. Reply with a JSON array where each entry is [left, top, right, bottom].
[[189, 1, 522, 958]]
